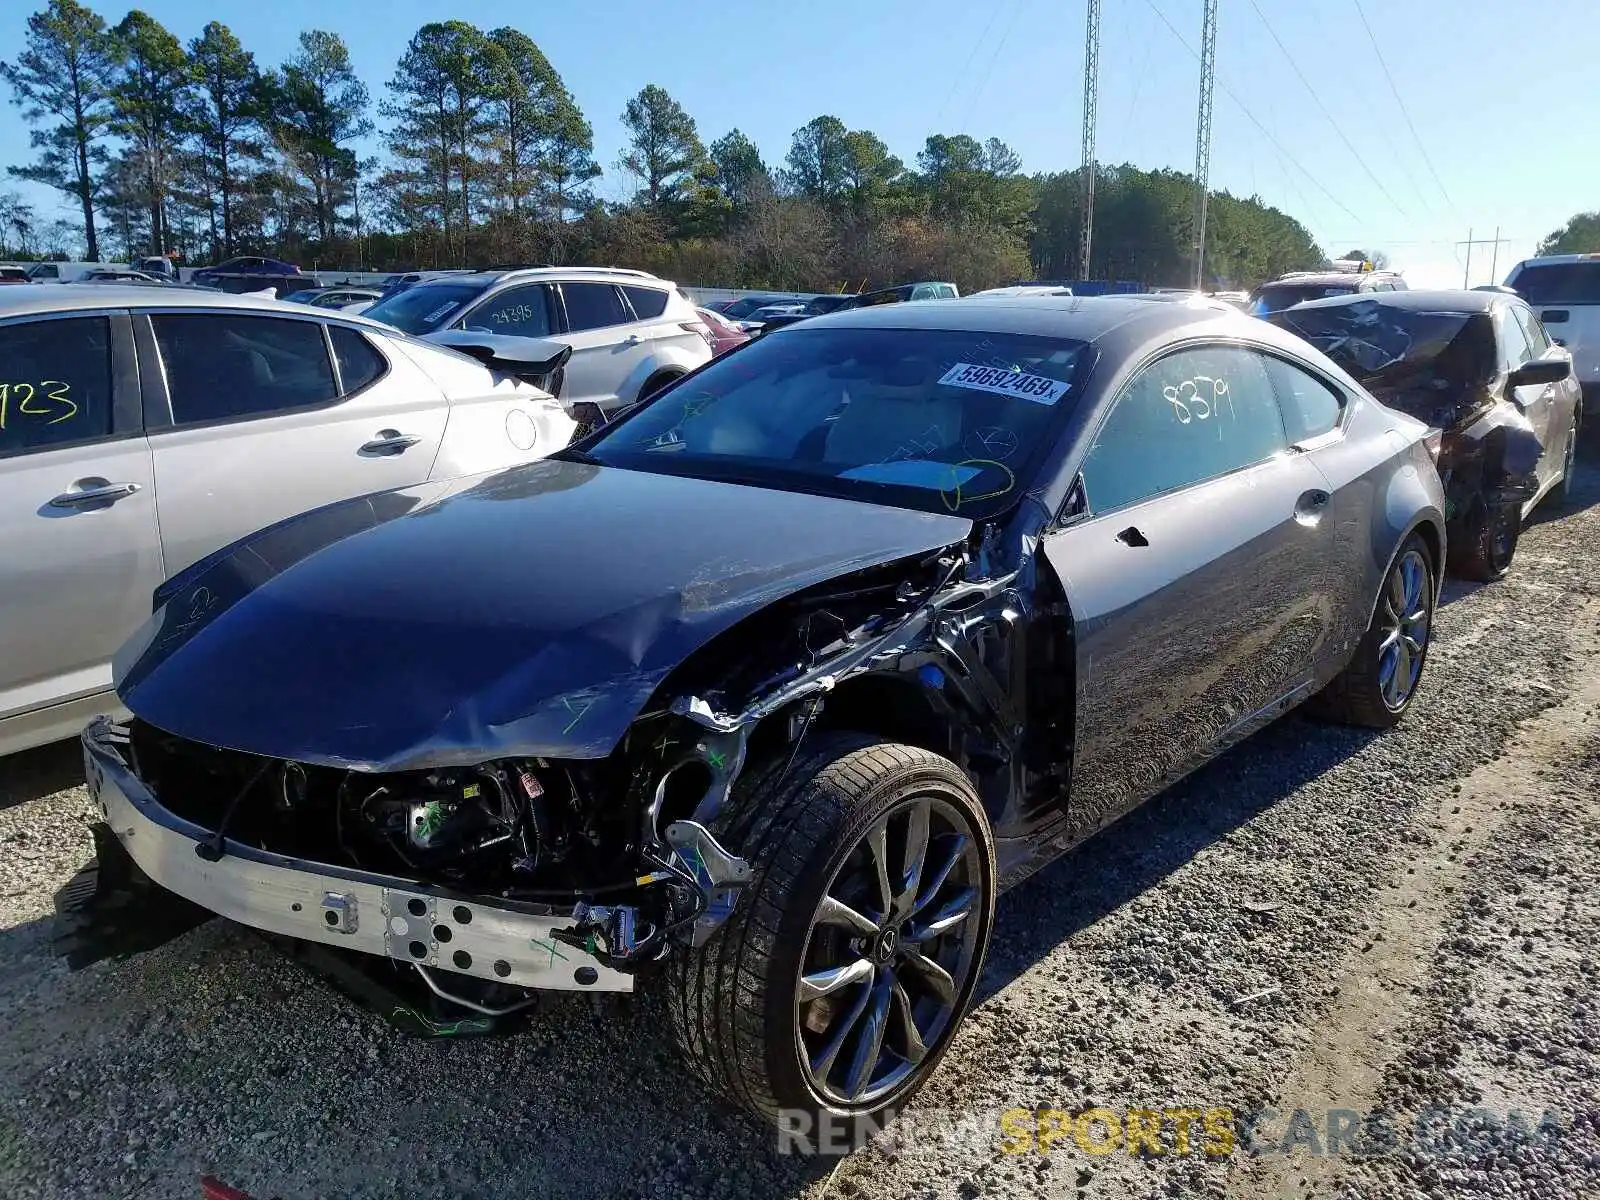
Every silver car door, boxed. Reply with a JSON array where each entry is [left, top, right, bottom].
[[142, 310, 448, 575], [0, 311, 163, 754], [555, 282, 655, 415], [1498, 304, 1552, 481], [1039, 343, 1333, 836]]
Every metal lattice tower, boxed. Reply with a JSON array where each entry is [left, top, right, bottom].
[[1192, 0, 1218, 289], [1079, 0, 1100, 280]]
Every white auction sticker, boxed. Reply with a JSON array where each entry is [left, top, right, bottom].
[[937, 362, 1070, 405]]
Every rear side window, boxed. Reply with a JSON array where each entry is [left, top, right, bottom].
[[153, 314, 338, 426], [623, 285, 670, 319], [329, 326, 388, 395], [1082, 345, 1288, 513], [562, 282, 632, 331], [0, 316, 114, 457], [1509, 263, 1600, 305], [1262, 355, 1344, 443]]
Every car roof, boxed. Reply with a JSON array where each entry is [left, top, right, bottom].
[[1509, 254, 1600, 268], [0, 283, 389, 325], [1285, 288, 1505, 315], [1258, 273, 1377, 288], [796, 292, 1260, 342], [413, 267, 673, 289]]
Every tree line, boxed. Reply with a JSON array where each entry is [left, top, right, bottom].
[[3, 1, 1328, 290]]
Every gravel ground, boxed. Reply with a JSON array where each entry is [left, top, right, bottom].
[[2, 443, 1598, 1200]]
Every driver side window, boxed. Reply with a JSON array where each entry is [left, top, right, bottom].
[[466, 285, 552, 338], [1080, 345, 1289, 515]]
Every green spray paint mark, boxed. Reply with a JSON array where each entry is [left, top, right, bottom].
[[705, 747, 726, 771], [530, 937, 568, 966], [416, 800, 446, 841], [561, 697, 595, 734], [391, 1006, 493, 1037], [585, 934, 598, 956]]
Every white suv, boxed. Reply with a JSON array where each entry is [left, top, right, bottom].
[[362, 267, 714, 429], [1504, 254, 1600, 414]]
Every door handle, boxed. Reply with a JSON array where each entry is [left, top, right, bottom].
[[1116, 525, 1149, 547], [622, 334, 642, 346], [49, 481, 141, 508], [1295, 489, 1332, 518], [360, 431, 422, 454]]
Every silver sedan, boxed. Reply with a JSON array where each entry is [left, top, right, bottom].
[[0, 284, 576, 756]]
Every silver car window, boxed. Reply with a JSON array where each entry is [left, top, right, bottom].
[[561, 282, 632, 331], [152, 313, 338, 426], [1262, 353, 1345, 443], [329, 326, 389, 396], [0, 316, 114, 458], [1081, 344, 1289, 514], [465, 283, 552, 338]]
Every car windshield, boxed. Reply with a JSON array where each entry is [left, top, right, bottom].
[[1509, 263, 1600, 305], [1249, 282, 1358, 315], [1274, 301, 1494, 419], [806, 295, 854, 314], [283, 289, 321, 303], [363, 282, 488, 333], [578, 325, 1089, 518]]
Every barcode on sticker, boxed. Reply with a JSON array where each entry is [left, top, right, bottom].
[[938, 362, 1070, 405]]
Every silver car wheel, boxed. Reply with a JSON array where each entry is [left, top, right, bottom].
[[1376, 548, 1431, 711], [794, 796, 983, 1108]]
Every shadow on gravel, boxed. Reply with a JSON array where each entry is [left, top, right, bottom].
[[976, 712, 1380, 1005], [0, 739, 85, 812]]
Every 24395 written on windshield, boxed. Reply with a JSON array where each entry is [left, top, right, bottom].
[[0, 381, 78, 429]]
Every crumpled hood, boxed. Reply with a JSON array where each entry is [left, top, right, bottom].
[[114, 459, 971, 771]]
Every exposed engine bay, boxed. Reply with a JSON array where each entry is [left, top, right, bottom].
[[111, 536, 1041, 998]]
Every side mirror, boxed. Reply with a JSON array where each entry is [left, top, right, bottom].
[[1507, 357, 1571, 388]]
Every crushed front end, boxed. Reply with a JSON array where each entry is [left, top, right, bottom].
[[77, 706, 758, 1022]]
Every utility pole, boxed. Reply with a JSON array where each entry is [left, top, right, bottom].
[[1457, 228, 1513, 287], [1080, 0, 1101, 280], [1192, 0, 1219, 290]]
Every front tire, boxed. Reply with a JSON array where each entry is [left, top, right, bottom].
[[1551, 410, 1581, 507], [1317, 533, 1435, 729], [667, 734, 996, 1134], [1450, 494, 1521, 582]]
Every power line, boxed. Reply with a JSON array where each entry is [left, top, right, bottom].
[[962, 0, 1030, 130], [1351, 0, 1457, 220], [1139, 0, 1361, 225], [1245, 0, 1407, 218], [936, 6, 1004, 127]]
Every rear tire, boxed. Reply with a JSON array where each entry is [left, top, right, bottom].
[[1450, 494, 1521, 582], [638, 370, 682, 403], [1317, 533, 1435, 729], [667, 734, 996, 1138]]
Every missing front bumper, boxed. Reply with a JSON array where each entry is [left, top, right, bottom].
[[80, 718, 633, 994]]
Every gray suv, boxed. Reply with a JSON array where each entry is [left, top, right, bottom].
[[363, 268, 714, 428]]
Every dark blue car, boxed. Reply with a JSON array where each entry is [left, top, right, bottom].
[[190, 255, 310, 295], [80, 294, 1446, 1133]]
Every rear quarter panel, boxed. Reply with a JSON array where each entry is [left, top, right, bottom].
[[392, 339, 576, 477]]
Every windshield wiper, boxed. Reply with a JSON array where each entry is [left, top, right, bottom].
[[557, 446, 603, 465]]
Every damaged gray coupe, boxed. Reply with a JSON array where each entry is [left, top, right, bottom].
[[1271, 289, 1581, 581], [79, 295, 1447, 1128]]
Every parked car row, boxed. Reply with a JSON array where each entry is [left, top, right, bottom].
[[8, 260, 1585, 1143], [1, 284, 575, 756]]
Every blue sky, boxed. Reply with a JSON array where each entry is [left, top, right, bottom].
[[4, 0, 1595, 285]]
